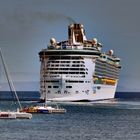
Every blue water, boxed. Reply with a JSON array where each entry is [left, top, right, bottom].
[[0, 100, 140, 140], [1, 91, 140, 101]]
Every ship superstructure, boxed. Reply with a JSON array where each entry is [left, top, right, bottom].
[[39, 24, 121, 101]]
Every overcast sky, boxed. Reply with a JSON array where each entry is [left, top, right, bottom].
[[0, 0, 140, 91]]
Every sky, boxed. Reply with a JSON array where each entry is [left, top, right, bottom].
[[0, 0, 140, 92]]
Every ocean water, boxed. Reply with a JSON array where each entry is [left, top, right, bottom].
[[0, 100, 140, 140]]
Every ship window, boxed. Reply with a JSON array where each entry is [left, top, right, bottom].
[[80, 68, 85, 71], [66, 80, 84, 83], [48, 86, 51, 88], [48, 71, 85, 75], [79, 81, 84, 83], [75, 91, 79, 94], [71, 64, 80, 67], [73, 61, 80, 63], [85, 81, 90, 83], [45, 80, 59, 83], [66, 86, 72, 88], [53, 86, 59, 88], [49, 56, 82, 60], [64, 90, 68, 94]]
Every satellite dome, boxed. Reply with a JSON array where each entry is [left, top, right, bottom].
[[50, 38, 56, 45], [92, 38, 98, 44], [109, 50, 114, 56]]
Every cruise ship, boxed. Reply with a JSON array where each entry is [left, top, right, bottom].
[[39, 24, 121, 102]]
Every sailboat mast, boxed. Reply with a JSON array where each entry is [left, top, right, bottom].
[[0, 48, 22, 110]]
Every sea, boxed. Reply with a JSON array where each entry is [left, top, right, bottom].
[[0, 96, 140, 140]]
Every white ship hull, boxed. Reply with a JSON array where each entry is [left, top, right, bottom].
[[40, 76, 118, 102], [46, 85, 117, 102]]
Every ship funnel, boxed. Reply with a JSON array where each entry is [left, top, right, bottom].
[[68, 24, 87, 44]]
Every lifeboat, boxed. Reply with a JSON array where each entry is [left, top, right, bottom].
[[102, 79, 116, 85]]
